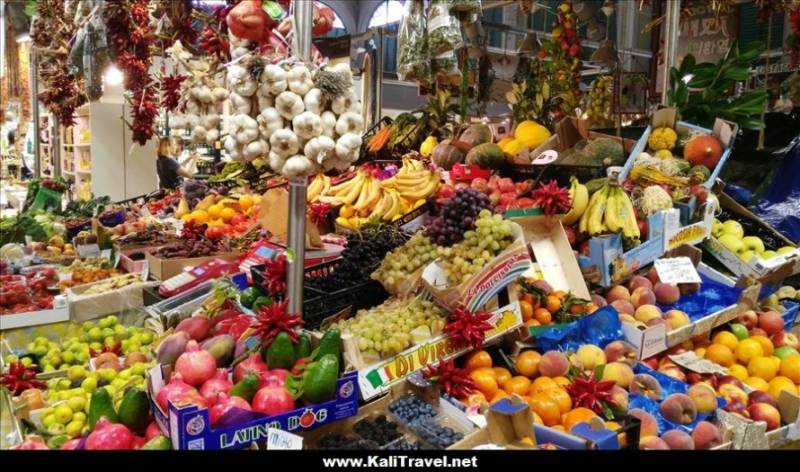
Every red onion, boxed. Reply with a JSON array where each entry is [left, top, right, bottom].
[[233, 353, 268, 384], [209, 393, 252, 427], [199, 368, 234, 403], [252, 386, 294, 416], [155, 373, 196, 412], [86, 418, 135, 450], [174, 341, 217, 386]]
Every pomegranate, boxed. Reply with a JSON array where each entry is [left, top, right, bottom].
[[155, 373, 196, 412], [131, 435, 147, 450], [14, 438, 49, 450], [259, 369, 288, 388], [252, 386, 295, 416], [233, 353, 268, 383], [61, 439, 81, 450], [85, 418, 135, 450], [145, 422, 162, 441], [200, 369, 234, 403], [174, 341, 217, 386], [209, 393, 252, 427]]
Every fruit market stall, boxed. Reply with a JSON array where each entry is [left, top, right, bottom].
[[2, 0, 800, 455]]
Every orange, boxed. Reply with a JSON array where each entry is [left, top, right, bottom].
[[694, 347, 707, 358], [464, 391, 487, 406], [750, 335, 774, 357], [736, 339, 764, 364], [528, 393, 561, 426], [552, 290, 568, 300], [748, 356, 778, 381], [493, 367, 512, 387], [207, 204, 223, 219], [569, 303, 586, 315], [544, 387, 572, 414], [779, 354, 800, 384], [744, 376, 769, 392], [529, 376, 559, 395], [516, 351, 542, 378], [705, 344, 734, 367], [470, 370, 498, 397], [238, 195, 254, 211], [768, 376, 798, 400], [534, 308, 552, 325], [504, 376, 532, 396], [191, 210, 209, 224], [562, 407, 599, 433], [465, 350, 493, 371], [532, 411, 544, 425], [521, 293, 534, 306], [545, 295, 562, 313], [220, 207, 236, 223], [727, 364, 749, 382], [552, 376, 571, 388], [520, 301, 534, 321], [525, 319, 540, 327], [712, 331, 738, 351], [490, 390, 509, 404]]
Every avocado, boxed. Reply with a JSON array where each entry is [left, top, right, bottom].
[[315, 327, 341, 363], [303, 354, 339, 404], [88, 387, 118, 430], [229, 374, 260, 403], [266, 332, 295, 370], [252, 296, 273, 312], [294, 333, 311, 359], [117, 388, 150, 434], [141, 435, 172, 450], [239, 287, 262, 309]]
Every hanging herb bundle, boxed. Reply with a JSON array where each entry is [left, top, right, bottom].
[[31, 0, 87, 126], [104, 0, 158, 145]]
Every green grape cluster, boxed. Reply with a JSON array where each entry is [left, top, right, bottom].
[[587, 75, 613, 125], [333, 298, 447, 358], [437, 210, 514, 285], [371, 232, 439, 294]]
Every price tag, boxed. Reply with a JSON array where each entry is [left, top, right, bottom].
[[76, 244, 101, 258], [266, 428, 303, 450], [668, 352, 727, 375], [141, 260, 149, 281], [654, 257, 701, 284], [530, 150, 558, 166]]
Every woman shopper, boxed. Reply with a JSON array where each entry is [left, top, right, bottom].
[[156, 137, 195, 189]]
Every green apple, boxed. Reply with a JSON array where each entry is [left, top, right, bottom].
[[88, 327, 103, 342], [67, 396, 86, 412], [741, 236, 765, 253], [106, 315, 118, 325], [33, 346, 48, 357], [81, 321, 94, 332], [54, 404, 74, 425], [61, 351, 75, 365], [719, 234, 743, 253], [139, 331, 154, 345], [117, 369, 132, 380], [98, 368, 117, 382], [49, 354, 62, 368], [58, 379, 72, 390], [712, 218, 724, 238], [721, 220, 744, 239], [101, 328, 115, 339], [131, 363, 147, 376], [4, 354, 18, 364], [26, 342, 36, 352], [98, 317, 113, 329], [103, 336, 116, 347], [81, 376, 98, 393], [20, 357, 32, 367], [66, 421, 83, 439], [72, 412, 86, 424], [761, 250, 778, 259], [42, 364, 55, 373], [730, 323, 749, 340], [47, 423, 66, 436], [42, 413, 57, 429], [67, 365, 86, 382], [113, 324, 129, 340], [777, 246, 796, 255], [738, 250, 755, 262], [35, 337, 49, 346], [774, 346, 800, 359]]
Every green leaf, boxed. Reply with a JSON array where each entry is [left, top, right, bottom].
[[738, 117, 765, 129], [723, 66, 751, 81], [679, 54, 695, 75], [675, 86, 689, 106], [738, 41, 766, 62]]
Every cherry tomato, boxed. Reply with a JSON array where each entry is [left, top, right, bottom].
[[205, 227, 224, 240]]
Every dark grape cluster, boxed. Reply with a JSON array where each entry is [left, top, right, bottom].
[[306, 224, 406, 292], [425, 189, 492, 246], [388, 396, 437, 423], [354, 415, 402, 446], [317, 434, 379, 450], [386, 439, 421, 450], [152, 240, 218, 258], [408, 417, 464, 449]]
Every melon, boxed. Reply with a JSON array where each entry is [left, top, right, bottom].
[[514, 120, 551, 149], [431, 139, 465, 170], [459, 124, 493, 147], [465, 143, 505, 169], [499, 138, 526, 157], [683, 135, 723, 168]]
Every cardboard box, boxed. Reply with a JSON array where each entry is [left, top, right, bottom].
[[622, 254, 760, 359], [144, 251, 240, 281], [147, 365, 360, 450], [350, 302, 523, 400], [0, 295, 69, 331], [66, 275, 159, 322], [449, 396, 537, 450], [703, 191, 800, 283], [422, 222, 532, 311]]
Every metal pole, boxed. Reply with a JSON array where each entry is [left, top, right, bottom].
[[286, 0, 313, 315], [374, 26, 384, 126], [661, 0, 680, 105], [30, 47, 41, 178], [52, 121, 61, 178]]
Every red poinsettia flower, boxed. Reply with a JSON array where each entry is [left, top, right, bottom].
[[251, 300, 303, 346], [531, 180, 572, 217], [422, 358, 476, 399], [1, 362, 47, 395], [565, 371, 617, 416], [444, 305, 493, 350]]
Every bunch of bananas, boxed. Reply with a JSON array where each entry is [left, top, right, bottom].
[[306, 173, 331, 202], [560, 176, 589, 225], [381, 158, 440, 201], [579, 180, 640, 239]]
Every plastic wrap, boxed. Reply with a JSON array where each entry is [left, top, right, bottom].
[[656, 273, 742, 321], [754, 138, 800, 242], [397, 0, 429, 82], [428, 0, 462, 78], [532, 305, 624, 353]]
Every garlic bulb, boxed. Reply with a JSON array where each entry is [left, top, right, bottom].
[[229, 93, 252, 115], [292, 111, 323, 140], [282, 155, 314, 177], [202, 113, 221, 129], [223, 135, 238, 153], [244, 139, 269, 161], [335, 112, 364, 136], [335, 133, 362, 162], [275, 91, 304, 120], [234, 78, 258, 97], [331, 90, 355, 115], [268, 150, 287, 173], [206, 128, 220, 144], [257, 108, 283, 140], [211, 87, 229, 102], [321, 111, 337, 138], [287, 65, 313, 96], [269, 128, 300, 157], [303, 88, 324, 115], [191, 126, 208, 143], [304, 136, 336, 164]]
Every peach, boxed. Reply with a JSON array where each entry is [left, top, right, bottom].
[[691, 421, 722, 449], [716, 375, 745, 390], [654, 282, 681, 304], [747, 403, 781, 431], [591, 294, 608, 308], [639, 436, 670, 450], [606, 285, 631, 304], [658, 365, 687, 383], [610, 385, 629, 410], [679, 282, 700, 295], [747, 390, 778, 408], [603, 340, 638, 366], [628, 275, 653, 291], [618, 314, 637, 325], [660, 393, 698, 424], [723, 399, 748, 417], [630, 374, 662, 400], [646, 317, 667, 328], [662, 429, 694, 450], [634, 304, 663, 324], [610, 299, 635, 316], [717, 384, 748, 405], [687, 383, 717, 414], [758, 311, 784, 336], [538, 351, 570, 378], [646, 267, 661, 285], [737, 310, 758, 330], [602, 362, 634, 388], [664, 310, 691, 330], [629, 408, 658, 437], [631, 287, 657, 308], [574, 344, 606, 371]]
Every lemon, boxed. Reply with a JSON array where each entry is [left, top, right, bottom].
[[68, 365, 87, 382], [81, 376, 98, 394], [54, 404, 74, 425], [67, 396, 86, 412], [42, 414, 57, 429], [66, 421, 84, 439]]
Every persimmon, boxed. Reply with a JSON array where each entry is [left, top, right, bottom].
[[504, 376, 532, 396], [465, 350, 493, 371], [529, 376, 559, 395], [493, 367, 512, 387], [515, 351, 541, 378], [520, 300, 534, 321], [562, 407, 599, 432], [470, 370, 498, 397], [528, 393, 561, 426], [543, 387, 572, 414]]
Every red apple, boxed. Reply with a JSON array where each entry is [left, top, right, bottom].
[[717, 375, 745, 390], [737, 310, 758, 330], [771, 332, 799, 350], [747, 391, 778, 408], [642, 357, 659, 370], [758, 311, 785, 336], [723, 399, 748, 416], [747, 403, 781, 431], [749, 327, 768, 338]]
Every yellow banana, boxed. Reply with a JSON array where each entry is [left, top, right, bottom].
[[587, 185, 610, 236], [382, 189, 401, 220], [352, 176, 373, 210], [369, 192, 390, 219], [307, 174, 324, 202], [380, 175, 397, 188], [331, 171, 362, 196], [339, 173, 365, 205], [320, 174, 331, 196], [395, 170, 432, 183], [604, 186, 623, 233], [356, 176, 382, 214], [561, 177, 589, 225], [399, 173, 439, 200], [618, 188, 641, 239], [579, 183, 603, 234]]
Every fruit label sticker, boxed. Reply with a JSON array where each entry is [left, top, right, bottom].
[[266, 428, 303, 450], [654, 257, 701, 284], [531, 150, 558, 166], [358, 303, 522, 400]]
